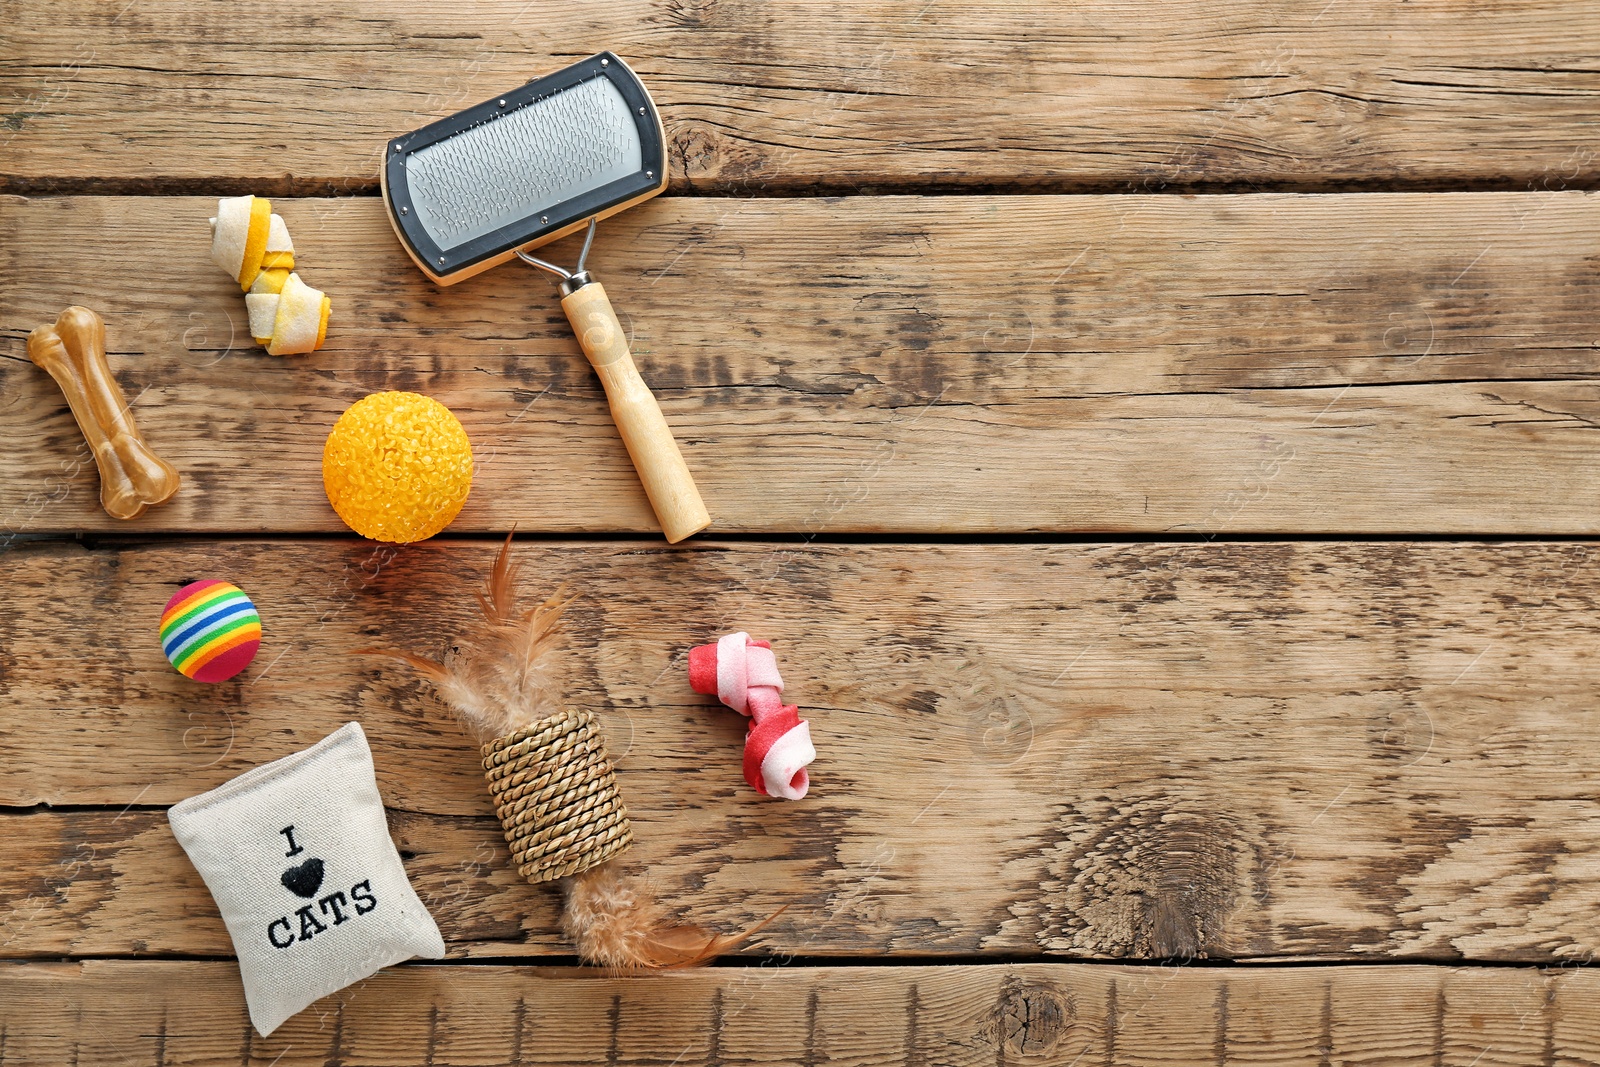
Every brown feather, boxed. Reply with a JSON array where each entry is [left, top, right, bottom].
[[562, 863, 787, 970], [352, 648, 446, 681], [476, 531, 518, 626], [354, 535, 572, 742]]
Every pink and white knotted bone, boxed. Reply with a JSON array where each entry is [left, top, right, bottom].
[[688, 632, 815, 800]]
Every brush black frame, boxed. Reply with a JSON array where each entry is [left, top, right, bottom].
[[384, 51, 664, 278]]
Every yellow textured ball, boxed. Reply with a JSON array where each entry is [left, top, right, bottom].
[[322, 391, 473, 543]]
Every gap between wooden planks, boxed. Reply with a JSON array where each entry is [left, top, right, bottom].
[[6, 538, 1600, 963], [0, 960, 1590, 1066], [2, 192, 1598, 536], [2, 2, 1598, 194]]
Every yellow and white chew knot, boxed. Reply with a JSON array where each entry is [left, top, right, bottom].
[[209, 195, 331, 356]]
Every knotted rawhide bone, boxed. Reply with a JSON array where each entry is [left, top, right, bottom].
[[688, 633, 815, 800], [27, 306, 180, 520], [209, 195, 330, 355]]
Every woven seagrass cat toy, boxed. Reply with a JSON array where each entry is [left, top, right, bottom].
[[364, 537, 771, 967]]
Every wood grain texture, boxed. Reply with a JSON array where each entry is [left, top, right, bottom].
[[8, 538, 1600, 963], [0, 960, 1587, 1067], [9, 0, 1598, 1053], [3, 2, 1599, 194], [3, 192, 1598, 536]]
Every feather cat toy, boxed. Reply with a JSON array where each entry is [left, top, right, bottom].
[[364, 537, 772, 967]]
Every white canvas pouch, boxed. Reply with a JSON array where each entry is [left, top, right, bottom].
[[168, 721, 445, 1035]]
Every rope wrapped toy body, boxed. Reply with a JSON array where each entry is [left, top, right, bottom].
[[481, 709, 633, 883], [365, 538, 770, 967], [688, 632, 816, 800]]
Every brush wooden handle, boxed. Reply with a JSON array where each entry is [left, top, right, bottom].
[[560, 281, 711, 543], [27, 306, 180, 520]]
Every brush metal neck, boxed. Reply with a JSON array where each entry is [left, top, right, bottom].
[[516, 217, 602, 295], [558, 271, 594, 297]]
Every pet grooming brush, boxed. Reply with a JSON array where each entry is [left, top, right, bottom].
[[381, 52, 710, 543]]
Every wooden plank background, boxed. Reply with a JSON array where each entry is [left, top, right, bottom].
[[3, 961, 1591, 1066], [2, 192, 1598, 536], [7, 539, 1600, 966], [2, 2, 1598, 195], [4, 1, 1599, 1064]]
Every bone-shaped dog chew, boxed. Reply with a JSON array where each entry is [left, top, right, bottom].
[[688, 632, 816, 800], [27, 306, 180, 520], [209, 195, 330, 355]]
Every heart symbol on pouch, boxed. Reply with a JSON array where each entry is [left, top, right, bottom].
[[281, 857, 325, 898]]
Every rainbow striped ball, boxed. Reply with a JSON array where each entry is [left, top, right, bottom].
[[159, 580, 262, 683]]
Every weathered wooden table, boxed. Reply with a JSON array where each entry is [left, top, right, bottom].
[[3, 4, 1598, 1064]]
